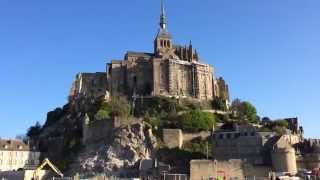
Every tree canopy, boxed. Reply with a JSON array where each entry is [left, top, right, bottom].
[[231, 99, 258, 123], [27, 121, 42, 138], [177, 109, 215, 132]]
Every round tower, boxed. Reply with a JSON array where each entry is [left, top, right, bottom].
[[271, 145, 297, 175]]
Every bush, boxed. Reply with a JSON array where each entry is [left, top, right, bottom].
[[263, 119, 289, 134], [144, 114, 162, 128], [211, 97, 227, 111], [183, 137, 212, 158], [231, 99, 257, 123], [157, 147, 205, 168], [272, 120, 289, 128], [94, 102, 112, 120], [110, 96, 131, 118], [177, 109, 215, 132], [27, 122, 42, 138]]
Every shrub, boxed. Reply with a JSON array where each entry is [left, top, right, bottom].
[[27, 122, 42, 138], [177, 109, 215, 132], [94, 101, 112, 120], [183, 137, 212, 158], [263, 119, 289, 134], [144, 114, 162, 128], [157, 147, 205, 168], [95, 109, 110, 120], [109, 96, 131, 118], [211, 97, 227, 111], [231, 99, 257, 123]]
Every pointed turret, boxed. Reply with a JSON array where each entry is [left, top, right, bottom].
[[160, 0, 167, 30], [154, 0, 172, 55]]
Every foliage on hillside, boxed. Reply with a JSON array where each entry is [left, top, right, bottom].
[[27, 121, 42, 139], [183, 137, 212, 159], [210, 97, 228, 111], [92, 95, 131, 122], [260, 118, 289, 134], [230, 99, 258, 123], [177, 109, 215, 132], [157, 147, 206, 171], [140, 96, 216, 132]]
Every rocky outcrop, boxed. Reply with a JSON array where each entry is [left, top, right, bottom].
[[70, 122, 157, 177]]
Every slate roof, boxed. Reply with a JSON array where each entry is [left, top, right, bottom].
[[0, 139, 30, 151], [126, 51, 154, 58], [157, 28, 172, 39]]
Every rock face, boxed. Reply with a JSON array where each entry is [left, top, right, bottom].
[[71, 122, 157, 177], [32, 91, 157, 178]]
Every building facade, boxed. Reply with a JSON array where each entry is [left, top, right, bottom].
[[106, 1, 229, 102], [0, 139, 40, 171]]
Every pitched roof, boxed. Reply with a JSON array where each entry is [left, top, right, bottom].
[[0, 139, 31, 151], [125, 51, 154, 58]]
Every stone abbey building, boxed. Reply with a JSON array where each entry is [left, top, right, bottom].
[[70, 1, 229, 103]]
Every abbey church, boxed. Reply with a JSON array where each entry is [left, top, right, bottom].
[[70, 1, 229, 103]]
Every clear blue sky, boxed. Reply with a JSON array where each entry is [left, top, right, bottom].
[[0, 0, 319, 138]]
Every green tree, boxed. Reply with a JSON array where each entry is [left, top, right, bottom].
[[231, 99, 257, 123], [27, 121, 42, 138], [178, 109, 215, 132], [211, 97, 227, 111], [110, 95, 131, 118]]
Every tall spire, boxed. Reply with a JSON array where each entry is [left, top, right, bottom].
[[160, 0, 167, 30]]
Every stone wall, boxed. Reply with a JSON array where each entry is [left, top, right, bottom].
[[212, 131, 266, 165], [183, 131, 211, 142], [297, 154, 320, 170], [82, 116, 115, 145], [162, 129, 183, 149], [271, 147, 297, 174], [107, 52, 226, 101], [70, 72, 108, 100], [190, 159, 271, 180], [162, 129, 210, 149], [194, 63, 214, 100]]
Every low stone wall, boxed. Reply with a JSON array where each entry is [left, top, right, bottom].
[[162, 129, 183, 149], [297, 154, 320, 170], [190, 159, 271, 180], [82, 118, 114, 145], [183, 131, 211, 142], [162, 129, 210, 149]]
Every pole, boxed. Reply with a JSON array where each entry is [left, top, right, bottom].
[[206, 141, 209, 159]]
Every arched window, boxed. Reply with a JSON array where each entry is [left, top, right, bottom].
[[160, 40, 163, 47]]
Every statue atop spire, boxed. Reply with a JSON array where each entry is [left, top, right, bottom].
[[160, 0, 167, 30]]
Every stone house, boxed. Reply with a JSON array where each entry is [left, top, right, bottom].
[[0, 139, 40, 171]]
